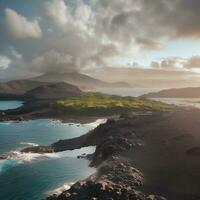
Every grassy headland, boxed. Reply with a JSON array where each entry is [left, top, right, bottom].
[[56, 92, 173, 111], [0, 92, 174, 123]]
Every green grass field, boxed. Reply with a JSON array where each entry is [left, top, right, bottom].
[[56, 92, 173, 111]]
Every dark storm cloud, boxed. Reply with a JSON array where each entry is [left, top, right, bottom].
[[103, 0, 200, 39]]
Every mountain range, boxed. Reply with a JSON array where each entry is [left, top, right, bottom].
[[0, 72, 130, 100], [141, 87, 200, 98], [0, 80, 83, 100], [31, 72, 130, 90]]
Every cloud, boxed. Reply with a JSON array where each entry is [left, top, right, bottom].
[[151, 57, 186, 69], [1, 0, 200, 80], [0, 55, 11, 69], [135, 37, 164, 51], [45, 0, 69, 31], [151, 56, 200, 70], [45, 0, 94, 33], [98, 0, 200, 40], [184, 56, 200, 69], [31, 50, 74, 73], [5, 8, 42, 39]]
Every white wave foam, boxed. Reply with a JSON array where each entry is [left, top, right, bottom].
[[20, 142, 39, 147], [87, 119, 107, 127], [0, 146, 96, 173], [44, 118, 106, 129], [0, 122, 11, 125], [54, 146, 96, 158], [48, 120, 62, 126], [47, 182, 74, 196], [7, 151, 43, 162]]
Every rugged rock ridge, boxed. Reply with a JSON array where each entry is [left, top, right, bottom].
[[42, 109, 200, 200], [21, 115, 147, 154], [4, 109, 200, 199], [47, 157, 166, 200], [36, 112, 168, 200]]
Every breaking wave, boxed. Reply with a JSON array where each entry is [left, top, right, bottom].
[[86, 119, 107, 127], [47, 182, 74, 196], [0, 146, 95, 173], [20, 142, 39, 147]]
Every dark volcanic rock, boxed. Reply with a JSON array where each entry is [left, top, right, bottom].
[[21, 117, 143, 156], [46, 157, 148, 200], [42, 113, 165, 200], [20, 109, 200, 200], [147, 195, 167, 200], [185, 147, 200, 156], [31, 110, 173, 200], [91, 135, 138, 166], [46, 157, 166, 200], [21, 146, 54, 153]]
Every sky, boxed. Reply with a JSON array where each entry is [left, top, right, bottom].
[[0, 0, 200, 86]]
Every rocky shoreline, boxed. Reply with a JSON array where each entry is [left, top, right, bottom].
[[47, 156, 166, 200], [1, 100, 200, 199], [0, 99, 118, 124], [20, 111, 169, 200], [18, 108, 200, 200]]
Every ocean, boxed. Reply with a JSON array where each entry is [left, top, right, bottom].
[[0, 100, 23, 110], [0, 100, 101, 200]]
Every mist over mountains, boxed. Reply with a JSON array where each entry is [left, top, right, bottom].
[[31, 71, 130, 90], [142, 87, 200, 98], [93, 67, 200, 89]]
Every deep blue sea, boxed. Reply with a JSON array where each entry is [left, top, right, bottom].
[[0, 101, 99, 200]]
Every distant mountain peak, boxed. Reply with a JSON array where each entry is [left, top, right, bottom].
[[141, 87, 200, 98], [31, 72, 130, 90]]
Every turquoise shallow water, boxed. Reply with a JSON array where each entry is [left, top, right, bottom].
[[0, 100, 23, 110], [0, 103, 99, 200]]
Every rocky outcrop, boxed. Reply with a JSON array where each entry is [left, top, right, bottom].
[[21, 116, 145, 154], [44, 112, 169, 200], [21, 146, 54, 153], [4, 108, 200, 199], [47, 157, 165, 200], [185, 147, 200, 156], [91, 134, 143, 166]]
